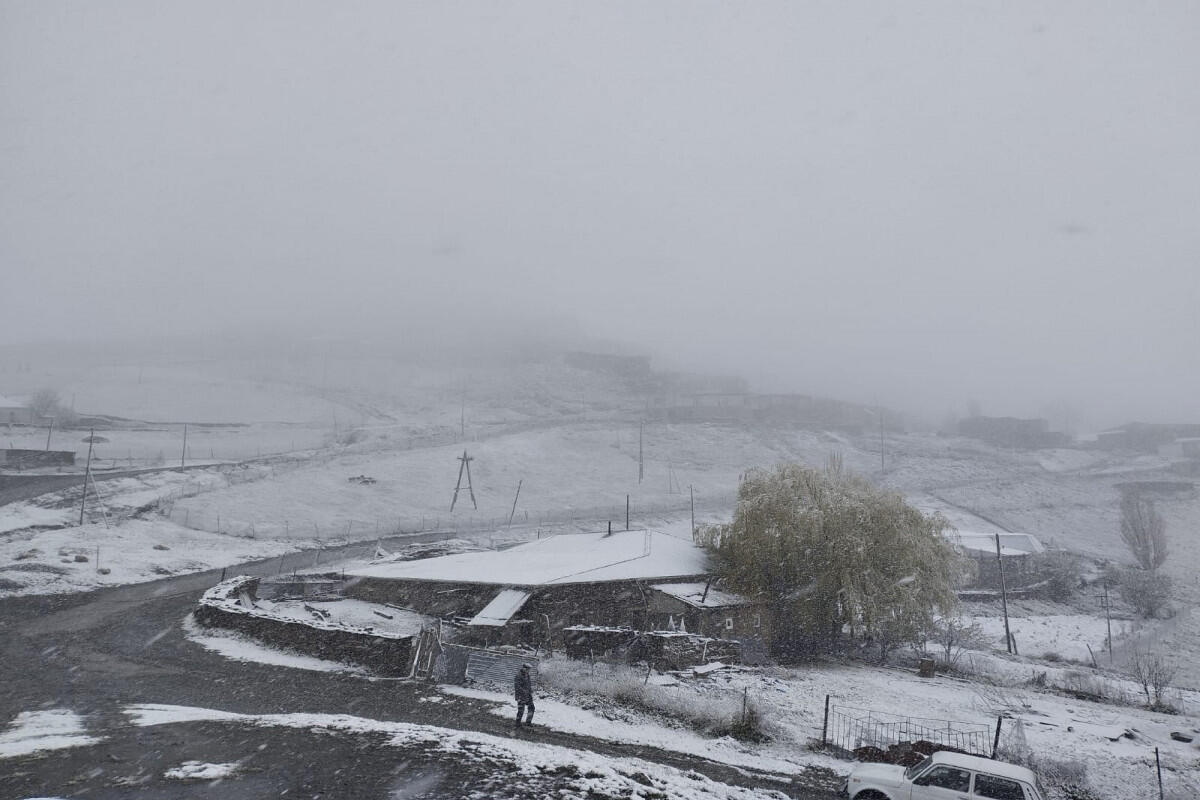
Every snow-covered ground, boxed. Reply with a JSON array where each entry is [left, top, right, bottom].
[[446, 648, 1200, 799], [119, 703, 788, 799], [6, 358, 1200, 798], [0, 518, 297, 597], [176, 597, 1199, 799], [0, 709, 98, 759]]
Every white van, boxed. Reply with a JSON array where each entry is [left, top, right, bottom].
[[840, 750, 1046, 800]]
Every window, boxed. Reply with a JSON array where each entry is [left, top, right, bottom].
[[919, 766, 970, 792], [974, 774, 1026, 800], [753, 613, 761, 628], [724, 617, 734, 630]]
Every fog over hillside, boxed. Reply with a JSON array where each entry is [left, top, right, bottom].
[[4, 2, 1198, 427]]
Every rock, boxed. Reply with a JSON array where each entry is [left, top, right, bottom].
[[153, 544, 170, 551], [1170, 732, 1194, 743], [14, 549, 41, 561], [74, 554, 89, 563], [97, 567, 111, 575]]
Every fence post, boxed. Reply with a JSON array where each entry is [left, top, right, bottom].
[[992, 716, 1003, 759], [822, 695, 830, 747], [1156, 747, 1164, 799]]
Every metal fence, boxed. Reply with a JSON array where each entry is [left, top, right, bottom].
[[822, 702, 993, 758]]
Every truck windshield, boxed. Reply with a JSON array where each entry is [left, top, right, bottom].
[[904, 757, 933, 780]]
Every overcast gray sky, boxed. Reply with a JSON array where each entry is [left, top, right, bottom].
[[2, 1, 1198, 428]]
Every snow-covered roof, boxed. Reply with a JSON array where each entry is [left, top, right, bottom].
[[468, 588, 532, 626], [951, 531, 1044, 557], [651, 582, 752, 609], [346, 529, 708, 586]]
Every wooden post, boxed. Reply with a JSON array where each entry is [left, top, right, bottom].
[[821, 695, 831, 746], [45, 416, 53, 451], [507, 479, 522, 527], [689, 484, 695, 540], [625, 494, 630, 531], [992, 716, 1003, 759], [181, 424, 188, 467], [78, 430, 95, 526], [1156, 747, 1164, 799], [878, 404, 885, 474], [996, 534, 1013, 654]]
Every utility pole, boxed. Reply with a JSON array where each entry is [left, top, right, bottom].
[[996, 533, 1013, 654], [181, 424, 188, 467], [638, 421, 644, 484], [449, 450, 477, 511], [1098, 581, 1114, 663], [78, 430, 95, 526]]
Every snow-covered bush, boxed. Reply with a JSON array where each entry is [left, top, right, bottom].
[[1115, 568, 1172, 619]]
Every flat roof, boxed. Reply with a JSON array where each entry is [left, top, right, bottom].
[[951, 531, 1044, 556], [346, 529, 709, 587], [651, 582, 751, 609], [468, 589, 532, 626]]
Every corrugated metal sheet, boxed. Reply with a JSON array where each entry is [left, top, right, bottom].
[[464, 650, 539, 690], [468, 588, 532, 627]]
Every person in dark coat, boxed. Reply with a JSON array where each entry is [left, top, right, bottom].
[[514, 663, 534, 727]]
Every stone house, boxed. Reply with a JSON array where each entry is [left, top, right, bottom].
[[344, 529, 769, 653]]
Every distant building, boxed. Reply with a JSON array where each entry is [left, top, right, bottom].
[[949, 531, 1045, 590], [958, 416, 1070, 449], [0, 394, 35, 426], [649, 391, 893, 433], [564, 352, 653, 382], [1099, 423, 1200, 454], [1, 449, 76, 468]]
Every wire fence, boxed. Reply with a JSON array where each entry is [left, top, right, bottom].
[[159, 490, 737, 544], [823, 702, 993, 758]]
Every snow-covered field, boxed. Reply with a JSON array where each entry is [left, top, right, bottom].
[[0, 518, 297, 596], [6, 358, 1200, 798]]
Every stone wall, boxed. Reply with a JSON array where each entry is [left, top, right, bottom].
[[196, 575, 414, 676]]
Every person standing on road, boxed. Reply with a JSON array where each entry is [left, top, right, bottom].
[[514, 663, 534, 727]]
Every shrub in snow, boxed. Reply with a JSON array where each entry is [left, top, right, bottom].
[[1119, 492, 1169, 572], [537, 656, 774, 742], [923, 614, 988, 671], [1127, 649, 1179, 712], [1115, 567, 1172, 619], [1032, 550, 1086, 602]]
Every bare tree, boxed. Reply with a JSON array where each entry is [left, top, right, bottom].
[[1128, 649, 1179, 711], [1120, 493, 1168, 571], [29, 388, 60, 420]]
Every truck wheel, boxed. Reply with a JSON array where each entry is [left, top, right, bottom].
[[853, 792, 891, 800]]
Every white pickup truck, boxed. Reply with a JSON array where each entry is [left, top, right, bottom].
[[840, 750, 1046, 800]]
